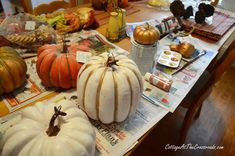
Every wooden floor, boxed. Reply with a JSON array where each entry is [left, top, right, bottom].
[[130, 63, 235, 156]]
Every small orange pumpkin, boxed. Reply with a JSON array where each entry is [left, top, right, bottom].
[[170, 42, 195, 58], [133, 23, 160, 45]]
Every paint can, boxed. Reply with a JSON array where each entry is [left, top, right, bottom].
[[129, 38, 157, 75]]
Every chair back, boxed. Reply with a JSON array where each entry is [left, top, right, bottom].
[[21, 0, 77, 15], [34, 1, 74, 15]]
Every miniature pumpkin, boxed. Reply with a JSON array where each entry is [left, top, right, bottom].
[[36, 42, 85, 89], [0, 46, 27, 95], [1, 100, 96, 156], [77, 53, 143, 124], [133, 23, 160, 45], [170, 42, 195, 58]]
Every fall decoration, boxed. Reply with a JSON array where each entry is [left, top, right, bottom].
[[0, 46, 27, 95], [36, 41, 85, 89], [1, 100, 96, 156], [91, 0, 128, 11], [133, 23, 160, 45], [170, 42, 195, 58], [38, 8, 97, 34], [195, 11, 206, 24], [170, 0, 185, 26], [5, 30, 54, 47], [77, 53, 143, 124], [194, 3, 215, 24], [199, 3, 215, 17], [183, 6, 193, 19]]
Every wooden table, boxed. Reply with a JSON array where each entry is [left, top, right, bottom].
[[0, 1, 235, 155]]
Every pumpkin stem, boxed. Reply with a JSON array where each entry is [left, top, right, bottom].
[[145, 22, 150, 29], [106, 53, 118, 67], [46, 105, 67, 137], [62, 37, 69, 53]]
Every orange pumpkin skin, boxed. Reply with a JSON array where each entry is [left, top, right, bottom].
[[133, 24, 160, 45], [36, 44, 84, 89], [0, 46, 27, 94]]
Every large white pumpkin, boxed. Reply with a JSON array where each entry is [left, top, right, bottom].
[[77, 53, 143, 124], [1, 100, 96, 156]]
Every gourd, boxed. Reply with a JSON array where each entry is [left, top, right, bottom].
[[91, 0, 128, 10], [77, 53, 143, 124], [1, 99, 96, 156], [170, 42, 195, 58], [133, 23, 160, 45], [0, 46, 27, 95], [36, 42, 85, 89]]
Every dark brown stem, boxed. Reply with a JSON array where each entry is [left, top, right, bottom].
[[176, 16, 184, 29], [62, 36, 69, 53], [46, 105, 67, 137], [105, 53, 118, 67], [145, 22, 150, 29]]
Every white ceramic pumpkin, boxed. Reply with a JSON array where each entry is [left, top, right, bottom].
[[77, 53, 143, 124], [1, 100, 96, 156]]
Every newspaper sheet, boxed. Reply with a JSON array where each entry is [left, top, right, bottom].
[[0, 30, 128, 113], [0, 57, 55, 113], [0, 31, 218, 155], [143, 34, 218, 112], [0, 90, 168, 156]]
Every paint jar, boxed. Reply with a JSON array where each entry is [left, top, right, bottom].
[[129, 38, 157, 75]]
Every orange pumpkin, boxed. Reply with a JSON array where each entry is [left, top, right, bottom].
[[36, 43, 85, 89], [0, 46, 27, 94], [170, 42, 195, 58], [133, 23, 160, 45]]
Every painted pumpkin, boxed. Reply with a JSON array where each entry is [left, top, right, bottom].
[[1, 99, 96, 156], [36, 42, 85, 89], [133, 23, 160, 45], [170, 42, 195, 58], [0, 46, 27, 94], [77, 53, 143, 124]]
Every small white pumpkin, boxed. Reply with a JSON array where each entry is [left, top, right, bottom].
[[1, 100, 96, 156], [77, 53, 143, 124]]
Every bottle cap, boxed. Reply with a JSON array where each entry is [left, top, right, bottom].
[[110, 12, 118, 17], [144, 72, 152, 80]]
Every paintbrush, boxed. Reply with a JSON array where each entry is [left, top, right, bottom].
[[172, 50, 207, 75]]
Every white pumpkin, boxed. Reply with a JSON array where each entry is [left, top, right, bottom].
[[77, 53, 143, 124], [1, 100, 96, 156]]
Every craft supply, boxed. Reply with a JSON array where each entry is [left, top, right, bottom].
[[117, 8, 127, 38], [172, 50, 207, 75], [157, 50, 182, 68], [145, 72, 172, 92], [106, 12, 119, 41], [117, 9, 126, 29], [155, 17, 180, 35], [129, 38, 157, 75]]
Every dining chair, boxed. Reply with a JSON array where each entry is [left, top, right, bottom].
[[21, 0, 78, 15], [178, 39, 235, 144]]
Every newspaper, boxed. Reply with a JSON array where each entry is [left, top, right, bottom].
[[142, 34, 218, 112], [0, 30, 218, 155], [49, 92, 168, 156], [0, 57, 55, 113], [0, 30, 129, 114], [0, 91, 168, 156]]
